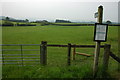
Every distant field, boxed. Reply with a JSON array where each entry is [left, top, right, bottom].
[[2, 25, 119, 78]]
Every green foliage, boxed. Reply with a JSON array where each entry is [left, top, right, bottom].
[[106, 20, 112, 24], [0, 20, 37, 26], [2, 21, 14, 26], [6, 17, 10, 21], [40, 22, 51, 26]]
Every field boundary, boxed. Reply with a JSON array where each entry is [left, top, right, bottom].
[[0, 43, 105, 66], [1, 41, 120, 77]]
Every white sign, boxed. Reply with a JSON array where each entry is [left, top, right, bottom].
[[94, 12, 98, 18], [94, 23, 108, 42]]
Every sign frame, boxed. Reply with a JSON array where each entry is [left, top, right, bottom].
[[94, 23, 108, 42]]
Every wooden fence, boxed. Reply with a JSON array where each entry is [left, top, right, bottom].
[[0, 41, 105, 66], [1, 41, 120, 72], [1, 41, 120, 77]]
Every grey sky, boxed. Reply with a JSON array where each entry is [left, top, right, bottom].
[[1, 0, 119, 22]]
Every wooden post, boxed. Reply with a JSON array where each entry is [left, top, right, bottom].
[[2, 49, 4, 65], [93, 41, 101, 77], [68, 43, 71, 66], [72, 44, 76, 60], [103, 44, 111, 72], [20, 45, 23, 66], [118, 42, 120, 71], [118, 1, 120, 72], [93, 5, 103, 78], [40, 41, 47, 65], [97, 6, 103, 23], [109, 52, 120, 63]]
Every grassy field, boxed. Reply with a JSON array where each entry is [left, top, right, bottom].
[[2, 25, 119, 78]]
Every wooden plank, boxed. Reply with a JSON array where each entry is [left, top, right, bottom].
[[110, 52, 120, 63], [47, 44, 67, 47], [47, 44, 105, 48], [76, 52, 93, 57]]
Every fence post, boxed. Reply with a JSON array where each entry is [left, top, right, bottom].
[[102, 44, 111, 72], [93, 5, 103, 78], [72, 44, 76, 60], [40, 41, 47, 65], [118, 45, 120, 72], [20, 45, 23, 66], [2, 49, 4, 65], [118, 23, 120, 72], [67, 43, 71, 66]]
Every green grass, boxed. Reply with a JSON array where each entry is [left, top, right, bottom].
[[2, 25, 98, 44], [2, 25, 119, 78]]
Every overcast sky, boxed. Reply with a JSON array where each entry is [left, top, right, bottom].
[[0, 0, 119, 22]]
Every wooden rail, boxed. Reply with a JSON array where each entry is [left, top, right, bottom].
[[1, 44, 105, 48], [109, 52, 120, 63]]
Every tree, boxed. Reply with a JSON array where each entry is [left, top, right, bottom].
[[106, 20, 112, 24], [25, 19, 29, 22], [6, 17, 10, 21], [55, 19, 71, 23]]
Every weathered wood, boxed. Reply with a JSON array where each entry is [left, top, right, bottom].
[[40, 41, 47, 65], [67, 43, 71, 66], [20, 45, 23, 66], [47, 44, 105, 48], [118, 48, 120, 72], [72, 46, 76, 60], [93, 41, 101, 77], [76, 52, 93, 57], [103, 44, 111, 71], [97, 5, 103, 23], [110, 52, 120, 63], [118, 25, 120, 72], [93, 5, 103, 78], [1, 44, 105, 48]]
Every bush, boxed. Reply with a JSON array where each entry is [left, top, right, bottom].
[[17, 23, 36, 26], [40, 22, 51, 26], [2, 21, 14, 26]]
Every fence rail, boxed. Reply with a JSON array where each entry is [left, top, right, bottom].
[[1, 44, 105, 48], [109, 52, 120, 63]]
